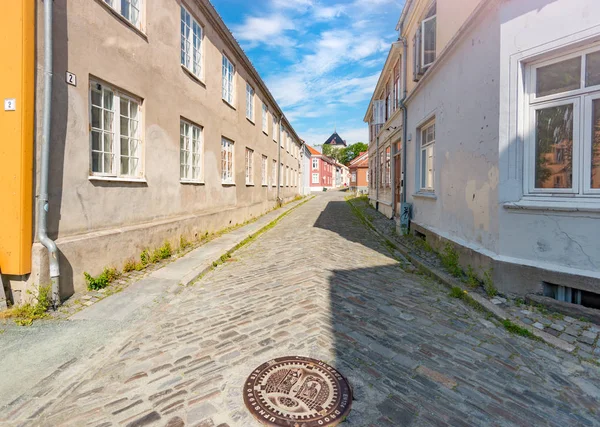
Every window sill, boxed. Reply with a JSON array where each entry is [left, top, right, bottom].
[[262, 184, 268, 187], [246, 183, 255, 187], [95, 0, 147, 40], [180, 180, 205, 185], [222, 99, 236, 110], [181, 66, 206, 87], [89, 175, 147, 184], [504, 199, 600, 213], [246, 118, 255, 125], [413, 192, 437, 200], [263, 130, 268, 136], [222, 182, 236, 187]]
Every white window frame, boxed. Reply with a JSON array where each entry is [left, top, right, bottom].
[[261, 155, 268, 186], [90, 80, 143, 180], [103, 0, 143, 29], [524, 45, 600, 198], [272, 159, 277, 187], [281, 125, 285, 148], [221, 137, 234, 184], [312, 158, 319, 169], [262, 104, 268, 134], [245, 147, 254, 185], [419, 120, 435, 191], [312, 173, 319, 184], [246, 83, 255, 122], [180, 119, 203, 183], [421, 14, 436, 69], [273, 117, 279, 142], [222, 55, 235, 106], [180, 5, 203, 80]]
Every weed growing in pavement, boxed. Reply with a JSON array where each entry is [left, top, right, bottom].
[[502, 319, 536, 339], [466, 265, 480, 289], [179, 235, 192, 251], [535, 303, 549, 315], [84, 267, 120, 290], [0, 285, 52, 326], [440, 243, 462, 278], [550, 312, 565, 321], [448, 286, 485, 312], [514, 298, 524, 307], [123, 257, 137, 273], [483, 269, 497, 297], [150, 241, 173, 263], [140, 249, 151, 266]]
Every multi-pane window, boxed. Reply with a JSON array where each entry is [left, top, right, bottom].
[[246, 84, 255, 121], [527, 47, 600, 195], [312, 173, 319, 184], [222, 55, 235, 105], [420, 121, 435, 191], [281, 125, 285, 148], [180, 120, 203, 182], [261, 155, 268, 186], [221, 138, 234, 184], [286, 166, 290, 187], [273, 118, 279, 142], [245, 148, 254, 185], [413, 3, 436, 80], [103, 0, 142, 28], [272, 159, 277, 186], [279, 163, 283, 186], [262, 104, 268, 133], [180, 6, 202, 78], [386, 146, 391, 186], [90, 81, 142, 178], [312, 158, 319, 169]]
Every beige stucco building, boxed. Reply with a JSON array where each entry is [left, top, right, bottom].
[[5, 0, 303, 303]]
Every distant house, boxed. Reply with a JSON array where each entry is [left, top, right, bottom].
[[300, 140, 312, 196], [308, 146, 336, 191], [322, 131, 347, 151], [349, 152, 368, 193]]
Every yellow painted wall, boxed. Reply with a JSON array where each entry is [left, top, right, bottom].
[[0, 0, 34, 274]]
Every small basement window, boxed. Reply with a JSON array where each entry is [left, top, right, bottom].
[[543, 282, 600, 310], [414, 230, 427, 241]]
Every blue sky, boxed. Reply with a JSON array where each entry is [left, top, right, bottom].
[[212, 0, 404, 148]]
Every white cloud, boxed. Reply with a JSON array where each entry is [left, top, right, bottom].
[[231, 14, 295, 48]]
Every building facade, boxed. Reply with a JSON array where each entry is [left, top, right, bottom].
[[0, 0, 303, 304], [308, 146, 336, 191], [366, 0, 600, 300], [349, 152, 369, 193], [300, 141, 312, 195]]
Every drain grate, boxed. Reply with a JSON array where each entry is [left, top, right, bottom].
[[243, 356, 353, 426]]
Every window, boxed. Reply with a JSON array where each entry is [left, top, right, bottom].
[[180, 120, 203, 182], [379, 151, 384, 188], [281, 125, 285, 148], [386, 146, 391, 186], [90, 81, 142, 178], [261, 155, 268, 186], [286, 166, 290, 187], [279, 163, 283, 186], [222, 55, 235, 105], [413, 3, 436, 81], [312, 158, 318, 169], [393, 63, 400, 110], [245, 148, 254, 185], [420, 121, 435, 190], [104, 0, 142, 28], [246, 83, 255, 121], [262, 104, 268, 133], [272, 159, 277, 187], [180, 6, 202, 78], [312, 173, 319, 184], [351, 172, 357, 183], [221, 138, 234, 184], [273, 117, 279, 142], [526, 47, 600, 196]]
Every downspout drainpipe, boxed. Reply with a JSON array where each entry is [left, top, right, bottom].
[[39, 0, 60, 309], [400, 34, 409, 204], [375, 135, 379, 211]]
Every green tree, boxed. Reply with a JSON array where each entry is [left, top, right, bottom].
[[343, 142, 368, 164]]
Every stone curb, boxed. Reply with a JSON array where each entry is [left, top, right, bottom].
[[346, 198, 576, 354]]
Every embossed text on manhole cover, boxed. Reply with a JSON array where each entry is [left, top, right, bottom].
[[243, 356, 352, 426]]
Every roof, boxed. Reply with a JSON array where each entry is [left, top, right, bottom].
[[307, 145, 321, 156], [349, 152, 369, 168], [323, 132, 347, 147]]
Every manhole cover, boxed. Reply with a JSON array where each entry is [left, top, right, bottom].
[[243, 356, 352, 426]]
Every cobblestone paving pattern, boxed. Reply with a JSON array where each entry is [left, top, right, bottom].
[[4, 192, 600, 426]]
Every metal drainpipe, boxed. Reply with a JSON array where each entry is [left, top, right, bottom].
[[375, 135, 379, 211], [39, 0, 61, 309], [400, 35, 408, 204]]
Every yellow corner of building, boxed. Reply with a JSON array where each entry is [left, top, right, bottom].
[[0, 0, 35, 275]]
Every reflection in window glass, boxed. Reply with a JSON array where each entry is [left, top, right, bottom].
[[535, 104, 573, 189], [422, 16, 436, 67], [592, 99, 600, 188], [586, 51, 600, 88], [536, 57, 581, 97]]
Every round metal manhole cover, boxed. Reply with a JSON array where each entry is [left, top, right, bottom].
[[243, 356, 352, 427]]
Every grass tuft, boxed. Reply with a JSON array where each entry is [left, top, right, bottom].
[[502, 319, 536, 339], [0, 285, 52, 326]]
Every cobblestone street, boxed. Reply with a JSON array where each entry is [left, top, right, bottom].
[[3, 192, 600, 426]]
